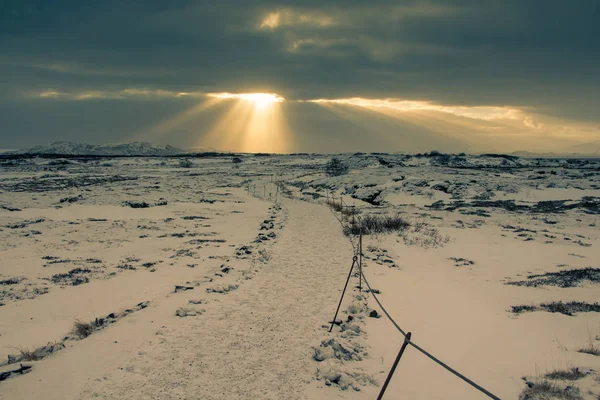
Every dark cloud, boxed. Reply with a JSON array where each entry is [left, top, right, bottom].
[[1, 0, 599, 149]]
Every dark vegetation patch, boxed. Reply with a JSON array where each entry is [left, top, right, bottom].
[[344, 214, 410, 236], [0, 283, 49, 303], [479, 153, 520, 161], [578, 345, 600, 356], [59, 194, 83, 204], [428, 197, 600, 215], [116, 263, 136, 270], [0, 175, 137, 193], [11, 342, 65, 363], [325, 158, 349, 176], [519, 380, 583, 400], [43, 257, 103, 267], [0, 364, 33, 382], [0, 205, 21, 212], [187, 238, 227, 244], [50, 268, 93, 286], [123, 200, 149, 208], [545, 368, 586, 381], [5, 218, 45, 229], [72, 319, 95, 338], [181, 215, 209, 220], [511, 301, 600, 316], [448, 257, 475, 267], [158, 231, 213, 238], [0, 277, 24, 285], [324, 199, 361, 218], [71, 301, 150, 339], [170, 249, 197, 258], [141, 262, 157, 268], [325, 198, 343, 213], [123, 198, 168, 208], [507, 268, 600, 288]]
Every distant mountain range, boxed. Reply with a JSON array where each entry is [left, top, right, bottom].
[[1, 140, 599, 157], [4, 141, 187, 156]]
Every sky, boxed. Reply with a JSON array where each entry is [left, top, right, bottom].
[[1, 0, 599, 153]]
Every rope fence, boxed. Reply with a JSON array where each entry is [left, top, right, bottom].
[[324, 198, 501, 400]]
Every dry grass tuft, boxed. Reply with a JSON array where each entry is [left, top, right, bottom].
[[578, 345, 600, 356], [344, 214, 410, 236], [578, 332, 600, 356], [401, 224, 451, 248], [18, 348, 43, 361], [17, 341, 65, 362], [72, 319, 95, 339], [325, 199, 344, 213], [545, 368, 585, 381], [519, 379, 583, 400]]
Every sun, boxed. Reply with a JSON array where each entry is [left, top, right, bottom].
[[208, 92, 284, 109], [239, 93, 283, 109]]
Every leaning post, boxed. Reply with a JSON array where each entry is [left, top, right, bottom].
[[377, 332, 413, 400]]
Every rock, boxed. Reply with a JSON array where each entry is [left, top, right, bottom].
[[174, 285, 194, 292], [175, 307, 204, 317], [206, 284, 238, 294], [368, 310, 379, 318], [342, 323, 361, 334], [318, 338, 364, 361], [313, 346, 335, 361]]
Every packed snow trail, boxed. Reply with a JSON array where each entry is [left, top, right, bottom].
[[80, 197, 354, 399]]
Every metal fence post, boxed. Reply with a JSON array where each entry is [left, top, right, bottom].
[[359, 231, 363, 291], [377, 332, 412, 400], [329, 256, 357, 332]]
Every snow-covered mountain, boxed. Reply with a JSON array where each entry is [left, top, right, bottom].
[[9, 141, 186, 156]]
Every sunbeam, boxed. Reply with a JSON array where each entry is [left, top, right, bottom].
[[139, 97, 222, 141], [198, 93, 292, 153]]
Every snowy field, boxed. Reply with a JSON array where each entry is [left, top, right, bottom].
[[1, 152, 599, 399]]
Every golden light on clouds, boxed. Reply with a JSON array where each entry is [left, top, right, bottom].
[[200, 93, 292, 153], [308, 97, 519, 121], [207, 92, 284, 110], [260, 12, 281, 29], [26, 86, 600, 153], [259, 9, 336, 30], [308, 97, 600, 152], [29, 88, 202, 101]]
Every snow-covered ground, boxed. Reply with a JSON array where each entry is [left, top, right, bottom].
[[0, 153, 599, 399]]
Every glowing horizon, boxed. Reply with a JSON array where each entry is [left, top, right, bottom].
[[22, 88, 600, 153], [207, 92, 285, 110]]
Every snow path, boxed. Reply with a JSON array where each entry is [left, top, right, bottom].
[[83, 198, 354, 400]]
